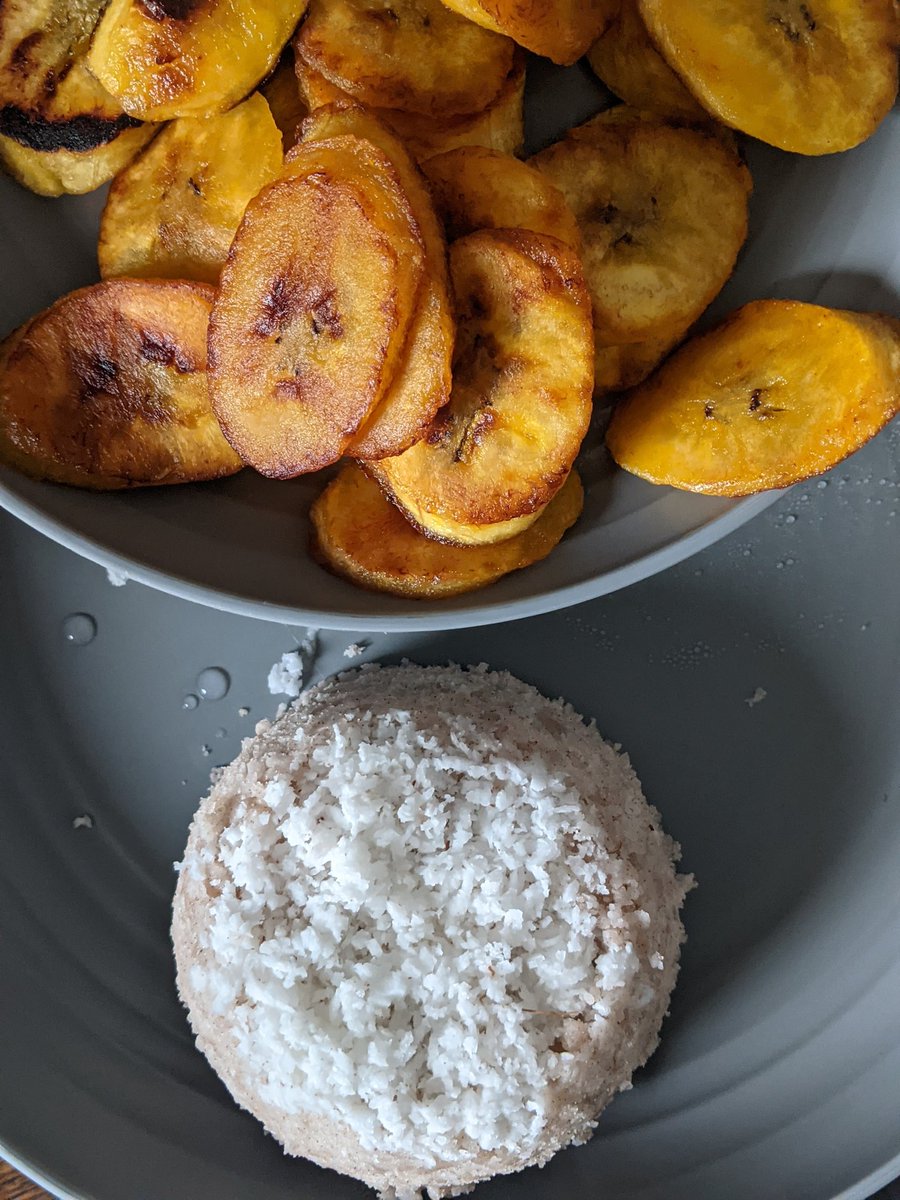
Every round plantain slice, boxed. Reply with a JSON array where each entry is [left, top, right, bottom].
[[0, 280, 242, 490], [422, 146, 581, 250], [371, 229, 594, 547], [587, 1, 707, 122], [439, 0, 614, 64], [294, 0, 516, 120], [311, 462, 584, 598], [532, 109, 752, 345], [98, 93, 283, 285], [209, 136, 426, 478], [295, 50, 526, 161], [298, 103, 454, 459], [637, 0, 899, 155], [606, 301, 900, 497], [88, 0, 309, 122]]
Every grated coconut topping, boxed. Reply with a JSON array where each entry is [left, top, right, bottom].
[[179, 664, 689, 1170]]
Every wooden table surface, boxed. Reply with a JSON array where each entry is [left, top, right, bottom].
[[3, 1157, 899, 1199]]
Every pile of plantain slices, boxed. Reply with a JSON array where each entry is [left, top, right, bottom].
[[0, 0, 898, 601]]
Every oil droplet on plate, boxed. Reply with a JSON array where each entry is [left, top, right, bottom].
[[197, 667, 230, 702], [182, 694, 199, 711], [62, 613, 97, 645]]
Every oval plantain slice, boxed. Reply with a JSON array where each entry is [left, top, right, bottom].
[[532, 109, 752, 345], [606, 301, 900, 496], [298, 102, 454, 460], [98, 93, 283, 286], [209, 136, 425, 478], [261, 52, 310, 151], [439, 0, 614, 64], [370, 229, 594, 546], [422, 146, 581, 250], [294, 0, 516, 120], [0, 0, 156, 196], [587, 1, 708, 122], [295, 50, 526, 161], [311, 462, 584, 598], [87, 0, 309, 122], [638, 0, 899, 155], [0, 280, 242, 489]]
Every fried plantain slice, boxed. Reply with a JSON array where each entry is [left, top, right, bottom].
[[371, 229, 593, 546], [607, 301, 900, 496], [295, 0, 516, 120], [0, 280, 242, 489], [261, 52, 310, 150], [594, 324, 689, 395], [312, 462, 584, 598], [88, 0, 309, 122], [438, 0, 613, 64], [422, 146, 581, 249], [638, 0, 899, 154], [299, 103, 453, 459], [588, 1, 707, 121], [0, 0, 156, 196], [295, 50, 526, 160], [532, 109, 751, 345], [98, 94, 283, 285], [209, 136, 425, 478]]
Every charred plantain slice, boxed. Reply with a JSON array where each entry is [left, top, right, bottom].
[[311, 462, 584, 598], [371, 229, 593, 546], [295, 50, 526, 161], [638, 0, 899, 154], [0, 0, 156, 196], [88, 0, 310, 122], [208, 135, 426, 478], [298, 104, 453, 460], [422, 146, 581, 249], [0, 280, 242, 489], [607, 301, 900, 496], [588, 0, 708, 121], [294, 0, 516, 120], [98, 93, 283, 285], [261, 52, 310, 150], [532, 109, 752, 345], [438, 0, 614, 65]]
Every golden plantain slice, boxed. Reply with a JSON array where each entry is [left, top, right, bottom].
[[295, 51, 526, 160], [371, 229, 594, 546], [638, 0, 899, 154], [422, 146, 581, 250], [438, 0, 613, 64], [261, 52, 310, 150], [532, 109, 751, 345], [0, 0, 156, 196], [209, 136, 425, 478], [607, 301, 900, 496], [294, 0, 516, 120], [311, 463, 584, 598], [98, 94, 283, 285], [588, 1, 707, 122], [299, 103, 453, 459], [88, 0, 309, 122], [0, 280, 242, 489]]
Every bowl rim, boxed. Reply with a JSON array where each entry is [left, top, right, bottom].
[[0, 483, 779, 630]]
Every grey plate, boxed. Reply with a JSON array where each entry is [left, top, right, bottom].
[[0, 69, 897, 629], [1, 416, 899, 1200]]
